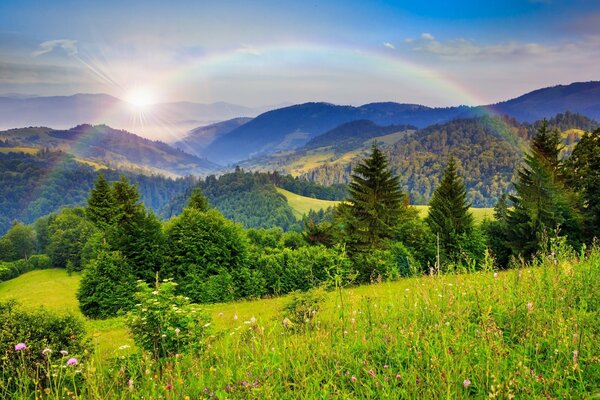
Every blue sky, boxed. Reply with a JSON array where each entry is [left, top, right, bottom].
[[0, 0, 598, 107]]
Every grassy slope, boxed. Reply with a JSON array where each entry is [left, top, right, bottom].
[[278, 187, 494, 221], [0, 269, 132, 356]]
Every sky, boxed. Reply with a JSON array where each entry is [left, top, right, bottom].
[[0, 0, 599, 107]]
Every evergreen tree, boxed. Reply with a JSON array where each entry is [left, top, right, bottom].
[[506, 123, 582, 258], [336, 144, 406, 252], [85, 173, 117, 229], [565, 128, 600, 240], [426, 156, 475, 264], [187, 186, 209, 212]]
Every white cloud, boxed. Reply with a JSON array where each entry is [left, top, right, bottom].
[[420, 33, 435, 41], [383, 42, 395, 49], [236, 44, 261, 56], [32, 39, 78, 57]]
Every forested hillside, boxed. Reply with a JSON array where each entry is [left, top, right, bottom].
[[0, 150, 195, 235]]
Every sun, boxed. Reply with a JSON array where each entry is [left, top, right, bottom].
[[126, 88, 157, 110]]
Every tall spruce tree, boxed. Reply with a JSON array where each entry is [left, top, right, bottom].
[[426, 156, 474, 264], [86, 173, 117, 230], [187, 186, 209, 212], [336, 144, 405, 252], [565, 128, 600, 240], [506, 121, 582, 258]]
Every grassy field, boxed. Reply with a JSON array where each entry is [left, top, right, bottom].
[[2, 251, 599, 398], [278, 188, 494, 222]]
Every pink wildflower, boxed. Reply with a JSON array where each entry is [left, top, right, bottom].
[[351, 376, 357, 382], [66, 357, 78, 366], [368, 369, 376, 377], [527, 302, 533, 311], [15, 343, 27, 351], [463, 379, 471, 388]]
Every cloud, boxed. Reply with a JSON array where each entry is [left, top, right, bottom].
[[420, 33, 435, 41], [383, 42, 395, 49], [236, 44, 261, 56], [32, 39, 78, 58]]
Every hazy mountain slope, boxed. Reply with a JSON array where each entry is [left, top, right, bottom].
[[0, 124, 218, 177], [174, 117, 252, 156]]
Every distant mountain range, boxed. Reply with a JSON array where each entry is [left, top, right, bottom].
[[174, 117, 252, 157], [0, 93, 273, 140], [0, 124, 217, 177], [200, 81, 600, 164]]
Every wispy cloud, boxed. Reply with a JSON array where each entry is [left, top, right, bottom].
[[421, 33, 435, 41], [32, 39, 78, 58], [236, 44, 261, 56], [383, 42, 395, 49]]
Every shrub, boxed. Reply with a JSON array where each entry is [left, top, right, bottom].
[[281, 287, 326, 329], [0, 259, 32, 283], [27, 254, 52, 270], [126, 280, 212, 359], [0, 300, 90, 394]]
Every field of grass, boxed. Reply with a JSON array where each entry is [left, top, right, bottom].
[[0, 269, 132, 356], [0, 146, 39, 154], [278, 188, 494, 222], [2, 249, 599, 398]]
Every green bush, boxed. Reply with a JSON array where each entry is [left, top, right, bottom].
[[281, 287, 326, 329], [27, 254, 52, 270], [0, 259, 32, 283], [126, 280, 212, 359], [0, 300, 90, 394]]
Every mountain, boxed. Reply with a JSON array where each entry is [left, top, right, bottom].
[[202, 81, 600, 164], [0, 94, 271, 140], [0, 124, 218, 177], [489, 81, 600, 122], [174, 117, 252, 156]]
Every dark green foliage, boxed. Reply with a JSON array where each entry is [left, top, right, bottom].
[[164, 208, 250, 303], [394, 211, 437, 270], [426, 157, 476, 264], [126, 280, 212, 359], [481, 194, 512, 268], [0, 256, 52, 283], [337, 144, 406, 254], [506, 123, 582, 258], [77, 248, 137, 319], [0, 300, 90, 392], [108, 176, 165, 282], [566, 128, 600, 239], [85, 173, 116, 229], [0, 222, 35, 261], [47, 208, 96, 270]]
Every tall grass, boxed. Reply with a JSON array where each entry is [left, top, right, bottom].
[[7, 248, 600, 399]]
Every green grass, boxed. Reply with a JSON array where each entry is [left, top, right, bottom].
[[278, 188, 494, 222], [3, 251, 600, 398], [0, 269, 132, 356]]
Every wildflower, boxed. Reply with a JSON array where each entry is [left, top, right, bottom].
[[282, 318, 292, 328], [493, 272, 498, 278], [350, 318, 356, 325], [15, 343, 27, 351], [161, 334, 167, 338], [463, 379, 471, 388], [166, 383, 172, 391], [383, 364, 389, 369], [128, 379, 134, 391], [233, 314, 238, 321], [368, 369, 376, 377], [573, 350, 579, 364], [118, 345, 131, 350], [396, 374, 401, 379], [218, 312, 224, 317], [175, 328, 181, 336], [250, 316, 256, 324], [60, 350, 69, 356], [351, 376, 357, 382], [527, 302, 533, 311], [42, 348, 52, 355], [66, 358, 78, 366]]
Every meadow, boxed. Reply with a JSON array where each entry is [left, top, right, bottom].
[[1, 247, 598, 398], [277, 187, 494, 222]]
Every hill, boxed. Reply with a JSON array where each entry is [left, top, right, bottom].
[[174, 117, 252, 156], [0, 150, 195, 235], [0, 124, 218, 176], [202, 81, 600, 164]]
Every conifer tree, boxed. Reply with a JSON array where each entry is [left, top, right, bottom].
[[506, 122, 581, 258], [336, 144, 406, 252], [426, 156, 474, 263], [187, 186, 209, 212], [86, 173, 117, 230]]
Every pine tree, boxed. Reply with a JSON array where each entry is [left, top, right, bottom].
[[506, 123, 582, 258], [86, 173, 117, 229], [565, 128, 600, 240], [336, 144, 406, 252], [426, 156, 474, 263], [187, 186, 209, 212]]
